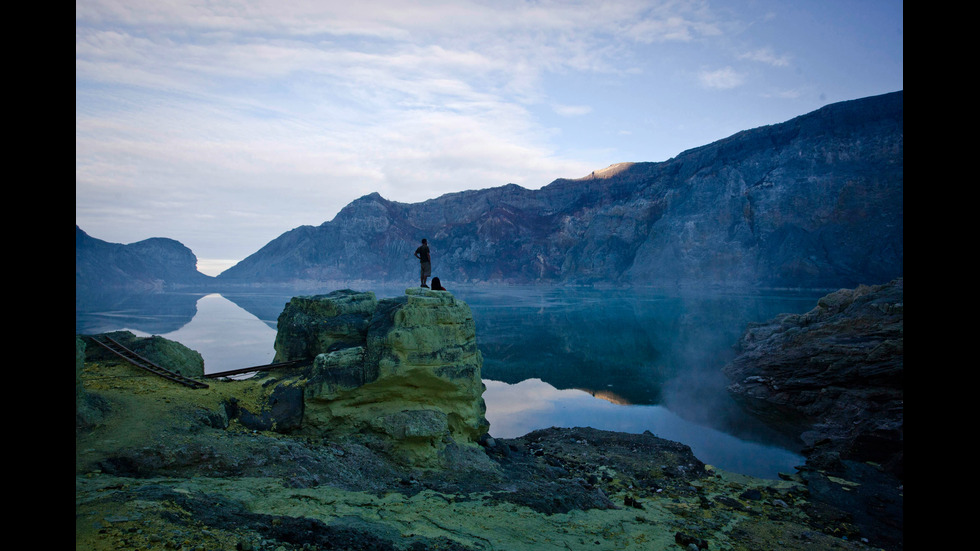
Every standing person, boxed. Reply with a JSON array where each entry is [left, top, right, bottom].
[[414, 239, 431, 288]]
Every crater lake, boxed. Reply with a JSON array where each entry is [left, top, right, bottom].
[[76, 284, 824, 479]]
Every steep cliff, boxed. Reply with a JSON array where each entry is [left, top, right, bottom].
[[217, 91, 902, 289]]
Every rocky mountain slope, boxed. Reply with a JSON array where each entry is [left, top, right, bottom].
[[75, 225, 214, 291], [217, 91, 902, 289]]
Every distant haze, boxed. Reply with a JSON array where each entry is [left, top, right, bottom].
[[198, 260, 240, 278]]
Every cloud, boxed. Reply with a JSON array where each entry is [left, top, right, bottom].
[[738, 47, 791, 67], [77, 1, 714, 201], [765, 89, 804, 100], [76, 0, 903, 263], [73, 1, 739, 260], [552, 104, 593, 117], [697, 66, 745, 89]]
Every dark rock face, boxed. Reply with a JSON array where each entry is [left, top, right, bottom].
[[272, 289, 379, 363], [722, 279, 904, 550], [233, 384, 305, 433], [217, 91, 902, 289], [75, 226, 213, 290], [723, 278, 903, 477]]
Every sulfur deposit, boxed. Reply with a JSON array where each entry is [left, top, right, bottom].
[[259, 288, 487, 465]]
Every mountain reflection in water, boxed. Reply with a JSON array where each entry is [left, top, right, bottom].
[[483, 378, 803, 479], [76, 285, 821, 479]]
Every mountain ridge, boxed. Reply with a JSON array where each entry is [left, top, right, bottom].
[[77, 91, 903, 291], [75, 225, 214, 290], [217, 90, 902, 289]]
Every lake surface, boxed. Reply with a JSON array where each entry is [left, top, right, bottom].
[[76, 284, 822, 479]]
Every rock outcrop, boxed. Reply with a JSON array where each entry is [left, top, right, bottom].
[[272, 289, 379, 362], [75, 331, 207, 433], [249, 288, 488, 466], [724, 279, 903, 477]]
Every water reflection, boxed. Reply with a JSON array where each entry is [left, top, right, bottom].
[[455, 286, 816, 405], [140, 294, 278, 374], [483, 378, 804, 479], [75, 285, 821, 478], [76, 289, 201, 335]]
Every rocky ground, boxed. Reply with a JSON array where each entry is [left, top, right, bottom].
[[76, 355, 901, 550], [721, 279, 904, 551]]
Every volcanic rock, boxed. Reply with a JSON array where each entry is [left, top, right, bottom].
[[79, 330, 205, 379], [76, 302, 903, 550], [724, 278, 903, 476], [272, 289, 379, 363], [250, 288, 488, 466]]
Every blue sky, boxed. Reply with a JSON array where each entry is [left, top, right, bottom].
[[75, 0, 903, 276]]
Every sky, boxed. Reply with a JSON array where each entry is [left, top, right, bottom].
[[76, 0, 903, 276]]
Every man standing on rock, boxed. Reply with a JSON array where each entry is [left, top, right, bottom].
[[414, 238, 431, 288]]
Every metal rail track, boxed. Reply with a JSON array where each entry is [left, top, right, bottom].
[[204, 360, 304, 379], [90, 335, 209, 389]]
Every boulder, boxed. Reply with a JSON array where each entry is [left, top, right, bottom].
[[257, 288, 489, 466], [273, 289, 378, 362], [724, 278, 903, 476], [232, 383, 305, 433]]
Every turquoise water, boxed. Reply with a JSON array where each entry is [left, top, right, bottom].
[[76, 285, 820, 478]]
